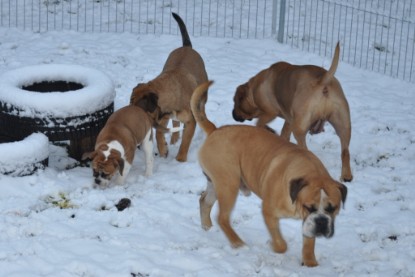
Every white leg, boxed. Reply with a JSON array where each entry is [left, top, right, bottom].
[[142, 129, 154, 176]]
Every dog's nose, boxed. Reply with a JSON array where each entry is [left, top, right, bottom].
[[94, 178, 101, 185], [232, 110, 245, 122], [314, 216, 330, 237]]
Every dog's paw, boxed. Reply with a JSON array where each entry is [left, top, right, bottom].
[[231, 240, 245, 249], [302, 259, 318, 267], [271, 239, 287, 253], [175, 154, 187, 162]]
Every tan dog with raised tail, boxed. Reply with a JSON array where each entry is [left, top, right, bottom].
[[192, 81, 347, 267], [232, 42, 352, 182], [130, 12, 208, 162]]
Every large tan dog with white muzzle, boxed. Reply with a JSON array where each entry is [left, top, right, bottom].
[[232, 42, 352, 182], [130, 12, 208, 162], [192, 81, 347, 267]]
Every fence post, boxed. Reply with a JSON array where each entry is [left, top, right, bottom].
[[277, 0, 286, 43], [272, 0, 278, 35]]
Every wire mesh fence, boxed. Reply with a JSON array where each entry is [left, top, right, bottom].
[[280, 0, 415, 83], [1, 0, 414, 83], [0, 0, 274, 38]]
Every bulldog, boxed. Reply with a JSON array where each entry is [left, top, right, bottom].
[[130, 12, 208, 162], [232, 42, 353, 182], [82, 105, 154, 188], [191, 81, 347, 267]]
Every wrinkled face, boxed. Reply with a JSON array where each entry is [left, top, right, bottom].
[[83, 143, 124, 189], [291, 178, 347, 239], [91, 154, 119, 188], [232, 83, 260, 122]]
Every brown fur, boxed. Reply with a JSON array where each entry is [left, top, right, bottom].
[[82, 105, 153, 187], [130, 13, 208, 162], [192, 81, 347, 267], [232, 42, 353, 182]]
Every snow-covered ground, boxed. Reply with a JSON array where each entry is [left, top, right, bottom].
[[0, 26, 414, 276]]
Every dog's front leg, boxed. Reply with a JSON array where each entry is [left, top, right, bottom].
[[302, 236, 318, 267], [256, 113, 277, 133], [176, 118, 196, 162], [156, 116, 170, 158], [262, 206, 287, 253]]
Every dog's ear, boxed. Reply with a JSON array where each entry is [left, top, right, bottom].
[[136, 92, 159, 113], [336, 182, 348, 207], [115, 157, 125, 176], [82, 151, 96, 161], [290, 177, 308, 203]]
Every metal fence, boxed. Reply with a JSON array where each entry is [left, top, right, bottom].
[[279, 0, 415, 83], [1, 0, 414, 83]]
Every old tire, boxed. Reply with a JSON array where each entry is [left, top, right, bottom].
[[0, 133, 49, 177], [0, 64, 115, 160]]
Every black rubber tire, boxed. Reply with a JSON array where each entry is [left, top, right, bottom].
[[0, 64, 115, 161], [0, 133, 49, 177]]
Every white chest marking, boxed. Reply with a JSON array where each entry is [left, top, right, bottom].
[[102, 140, 125, 161]]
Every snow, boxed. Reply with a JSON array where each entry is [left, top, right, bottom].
[[0, 64, 115, 117], [0, 26, 414, 276], [0, 133, 49, 176]]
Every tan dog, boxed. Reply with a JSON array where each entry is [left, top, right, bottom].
[[130, 12, 208, 162], [82, 105, 154, 188], [232, 42, 352, 182], [192, 81, 347, 267]]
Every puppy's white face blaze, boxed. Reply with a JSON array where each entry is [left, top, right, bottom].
[[92, 141, 125, 189], [302, 190, 335, 238]]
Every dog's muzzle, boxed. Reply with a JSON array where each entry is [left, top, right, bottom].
[[232, 109, 246, 122], [303, 213, 334, 238]]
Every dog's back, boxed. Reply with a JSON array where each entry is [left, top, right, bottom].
[[97, 105, 152, 146], [162, 13, 208, 85]]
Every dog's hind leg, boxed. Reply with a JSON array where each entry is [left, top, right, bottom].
[[280, 121, 292, 141], [200, 176, 217, 230], [215, 177, 245, 248], [156, 116, 169, 158], [176, 118, 196, 162], [170, 120, 181, 145], [329, 110, 353, 182]]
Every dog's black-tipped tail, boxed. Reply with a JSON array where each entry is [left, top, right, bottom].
[[172, 12, 192, 47], [190, 81, 216, 136], [320, 41, 340, 85]]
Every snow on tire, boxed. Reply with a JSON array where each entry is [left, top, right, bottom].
[[0, 64, 115, 160], [0, 133, 49, 176]]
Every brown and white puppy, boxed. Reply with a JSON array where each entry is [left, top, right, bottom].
[[82, 105, 154, 188], [232, 42, 353, 182], [130, 12, 208, 162], [192, 81, 347, 267]]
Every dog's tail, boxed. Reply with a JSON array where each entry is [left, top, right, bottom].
[[154, 122, 183, 133], [172, 12, 192, 48], [320, 41, 340, 85], [190, 81, 216, 136]]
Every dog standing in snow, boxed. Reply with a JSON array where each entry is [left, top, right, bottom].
[[192, 81, 347, 267], [232, 42, 352, 182], [130, 12, 208, 162], [82, 105, 154, 188]]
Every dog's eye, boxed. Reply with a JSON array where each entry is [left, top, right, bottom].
[[101, 173, 109, 178], [304, 205, 317, 213], [325, 204, 337, 214], [93, 171, 99, 177]]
